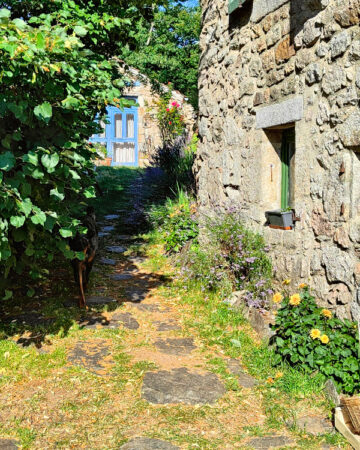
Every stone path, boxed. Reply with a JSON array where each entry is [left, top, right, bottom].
[[54, 172, 338, 448], [0, 439, 19, 449]]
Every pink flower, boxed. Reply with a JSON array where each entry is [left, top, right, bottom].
[[169, 121, 172, 125], [171, 101, 177, 107], [166, 108, 170, 112]]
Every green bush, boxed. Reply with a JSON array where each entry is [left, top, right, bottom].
[[180, 209, 273, 305], [0, 5, 136, 297], [148, 188, 198, 253], [272, 287, 360, 394]]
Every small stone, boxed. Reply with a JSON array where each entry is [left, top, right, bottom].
[[106, 246, 127, 254], [330, 31, 351, 59], [338, 110, 360, 148], [306, 63, 323, 85], [128, 257, 146, 266], [324, 379, 340, 406], [316, 42, 329, 58], [102, 226, 115, 233], [120, 438, 179, 449], [142, 368, 226, 405], [322, 66, 346, 95], [124, 287, 148, 303], [227, 359, 259, 388], [154, 321, 181, 331], [100, 258, 116, 266], [104, 214, 120, 220], [275, 36, 295, 63], [110, 273, 133, 281], [111, 312, 140, 330], [248, 436, 294, 449], [155, 338, 196, 356], [68, 339, 114, 376], [297, 415, 333, 435], [0, 439, 19, 450], [86, 296, 117, 305], [303, 17, 322, 47]]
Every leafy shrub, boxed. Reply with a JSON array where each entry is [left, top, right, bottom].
[[148, 188, 198, 253], [180, 208, 273, 305], [272, 287, 360, 394], [150, 134, 197, 192], [0, 7, 131, 297]]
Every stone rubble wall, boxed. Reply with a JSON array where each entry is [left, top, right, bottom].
[[196, 0, 360, 318]]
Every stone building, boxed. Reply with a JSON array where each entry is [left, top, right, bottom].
[[196, 0, 360, 318], [92, 68, 195, 167]]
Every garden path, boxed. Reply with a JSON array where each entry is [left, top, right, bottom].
[[0, 170, 344, 449]]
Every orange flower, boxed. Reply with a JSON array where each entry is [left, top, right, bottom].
[[266, 377, 274, 384], [320, 334, 329, 344], [275, 372, 283, 379], [310, 329, 321, 340], [289, 293, 301, 306], [321, 309, 332, 319], [299, 283, 307, 289], [272, 292, 283, 304]]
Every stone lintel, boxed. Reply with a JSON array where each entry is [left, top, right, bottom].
[[251, 0, 289, 23], [255, 96, 303, 129]]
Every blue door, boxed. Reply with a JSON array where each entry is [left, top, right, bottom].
[[90, 104, 139, 167]]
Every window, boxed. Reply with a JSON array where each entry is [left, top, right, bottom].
[[229, 0, 247, 14], [280, 128, 295, 210]]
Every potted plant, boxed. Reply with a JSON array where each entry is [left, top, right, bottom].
[[265, 208, 294, 230]]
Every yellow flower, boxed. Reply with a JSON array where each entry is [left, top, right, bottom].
[[299, 283, 307, 289], [272, 292, 283, 304], [321, 309, 332, 319], [266, 377, 274, 384], [320, 334, 329, 344], [289, 293, 301, 306], [310, 329, 321, 340], [275, 372, 283, 379], [282, 279, 291, 285]]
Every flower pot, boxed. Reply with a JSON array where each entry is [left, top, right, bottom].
[[265, 210, 294, 230]]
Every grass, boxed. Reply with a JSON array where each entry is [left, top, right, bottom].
[[0, 167, 350, 449]]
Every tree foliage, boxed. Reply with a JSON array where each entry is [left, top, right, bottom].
[[0, 2, 159, 297], [121, 1, 201, 108]]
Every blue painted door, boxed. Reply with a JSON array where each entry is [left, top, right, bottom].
[[90, 104, 139, 167]]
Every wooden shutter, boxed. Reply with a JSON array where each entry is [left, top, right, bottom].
[[229, 0, 247, 15], [280, 129, 295, 210]]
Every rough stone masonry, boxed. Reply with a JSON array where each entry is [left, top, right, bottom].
[[195, 0, 360, 318]]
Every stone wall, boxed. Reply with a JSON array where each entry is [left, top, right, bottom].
[[196, 0, 360, 318]]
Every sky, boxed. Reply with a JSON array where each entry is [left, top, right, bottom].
[[183, 0, 199, 7]]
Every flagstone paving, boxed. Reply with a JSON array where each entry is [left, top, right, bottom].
[[68, 339, 114, 376], [141, 368, 226, 405], [0, 170, 344, 449], [0, 439, 19, 450]]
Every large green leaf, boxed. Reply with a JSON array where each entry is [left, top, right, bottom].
[[74, 26, 88, 37], [31, 210, 46, 226], [34, 102, 53, 124], [59, 228, 73, 238], [0, 151, 15, 171], [41, 153, 60, 172], [0, 8, 10, 19], [10, 216, 25, 228], [22, 151, 38, 166], [50, 187, 65, 201]]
